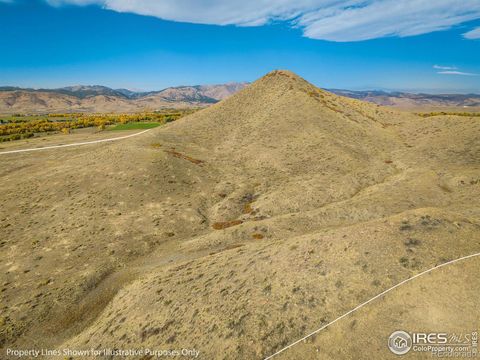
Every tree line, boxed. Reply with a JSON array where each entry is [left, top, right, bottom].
[[0, 111, 194, 142]]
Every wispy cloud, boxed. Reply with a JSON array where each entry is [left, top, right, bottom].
[[298, 1, 480, 42], [433, 65, 457, 70], [463, 26, 480, 39], [437, 70, 478, 76], [39, 0, 480, 42]]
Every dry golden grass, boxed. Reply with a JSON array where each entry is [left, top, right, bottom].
[[1, 70, 479, 359]]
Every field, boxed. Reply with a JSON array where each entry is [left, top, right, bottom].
[[108, 122, 162, 130], [0, 110, 195, 142]]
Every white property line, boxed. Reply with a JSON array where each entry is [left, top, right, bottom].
[[264, 251, 480, 360], [0, 129, 152, 155]]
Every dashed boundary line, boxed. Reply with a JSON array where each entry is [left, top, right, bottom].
[[264, 252, 480, 360], [0, 129, 152, 155]]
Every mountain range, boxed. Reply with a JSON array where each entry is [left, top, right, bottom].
[[0, 83, 248, 114], [1, 82, 479, 114], [0, 83, 249, 100], [329, 89, 480, 110]]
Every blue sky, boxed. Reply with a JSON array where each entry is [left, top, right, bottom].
[[1, 0, 479, 93]]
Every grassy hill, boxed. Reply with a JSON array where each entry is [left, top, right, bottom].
[[1, 70, 479, 359]]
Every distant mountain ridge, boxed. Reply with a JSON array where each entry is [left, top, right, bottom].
[[0, 82, 249, 113], [328, 89, 480, 109], [0, 85, 129, 99], [1, 83, 479, 114], [0, 83, 249, 101]]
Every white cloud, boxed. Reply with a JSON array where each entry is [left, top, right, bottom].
[[299, 0, 480, 41], [46, 0, 324, 26], [463, 26, 480, 39], [44, 0, 480, 42], [437, 70, 478, 76], [433, 65, 457, 70], [434, 64, 478, 76]]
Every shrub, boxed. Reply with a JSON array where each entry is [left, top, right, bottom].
[[212, 220, 243, 230]]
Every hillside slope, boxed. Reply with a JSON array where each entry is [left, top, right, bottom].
[[1, 71, 479, 359]]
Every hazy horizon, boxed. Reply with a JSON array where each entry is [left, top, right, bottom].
[[1, 81, 480, 96]]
